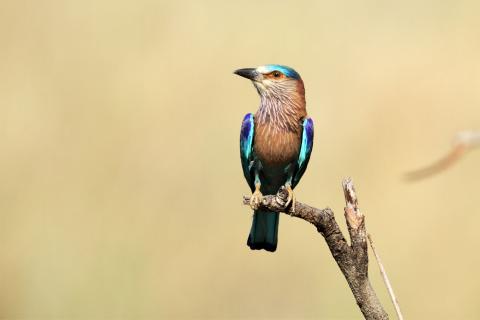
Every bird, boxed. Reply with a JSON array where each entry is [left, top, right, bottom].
[[234, 64, 314, 252]]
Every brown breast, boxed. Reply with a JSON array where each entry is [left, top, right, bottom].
[[254, 122, 302, 168]]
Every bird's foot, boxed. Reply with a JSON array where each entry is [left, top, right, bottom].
[[249, 183, 263, 210], [285, 184, 296, 213]]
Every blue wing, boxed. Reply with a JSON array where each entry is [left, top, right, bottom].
[[292, 117, 314, 188], [240, 113, 255, 191]]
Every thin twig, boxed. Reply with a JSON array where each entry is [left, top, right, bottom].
[[368, 234, 404, 320], [406, 130, 480, 180]]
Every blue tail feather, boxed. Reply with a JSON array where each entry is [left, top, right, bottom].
[[247, 210, 279, 252]]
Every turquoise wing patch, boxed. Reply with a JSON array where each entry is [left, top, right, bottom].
[[293, 117, 314, 188], [240, 113, 255, 191]]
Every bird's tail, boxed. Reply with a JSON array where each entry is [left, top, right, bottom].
[[247, 210, 279, 252]]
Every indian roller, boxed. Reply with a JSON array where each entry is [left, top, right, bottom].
[[234, 65, 314, 252]]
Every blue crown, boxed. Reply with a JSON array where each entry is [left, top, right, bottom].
[[262, 64, 301, 80]]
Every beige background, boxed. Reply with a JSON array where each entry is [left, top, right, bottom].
[[1, 0, 480, 319]]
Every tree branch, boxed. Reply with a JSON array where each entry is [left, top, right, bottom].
[[243, 178, 389, 320]]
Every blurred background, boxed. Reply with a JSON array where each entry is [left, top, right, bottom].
[[1, 0, 480, 319]]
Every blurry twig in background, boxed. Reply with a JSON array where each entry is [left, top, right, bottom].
[[243, 178, 391, 320], [406, 131, 480, 181], [368, 234, 404, 320]]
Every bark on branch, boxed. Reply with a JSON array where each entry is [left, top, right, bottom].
[[243, 178, 389, 320]]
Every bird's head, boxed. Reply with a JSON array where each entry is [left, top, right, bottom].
[[234, 64, 304, 99]]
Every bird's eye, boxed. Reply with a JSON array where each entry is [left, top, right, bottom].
[[273, 71, 281, 78]]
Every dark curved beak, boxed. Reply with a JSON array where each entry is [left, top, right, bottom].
[[234, 68, 259, 81]]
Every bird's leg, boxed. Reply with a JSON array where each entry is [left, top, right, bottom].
[[249, 170, 263, 210], [284, 182, 296, 213], [283, 166, 296, 213], [249, 183, 263, 210]]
